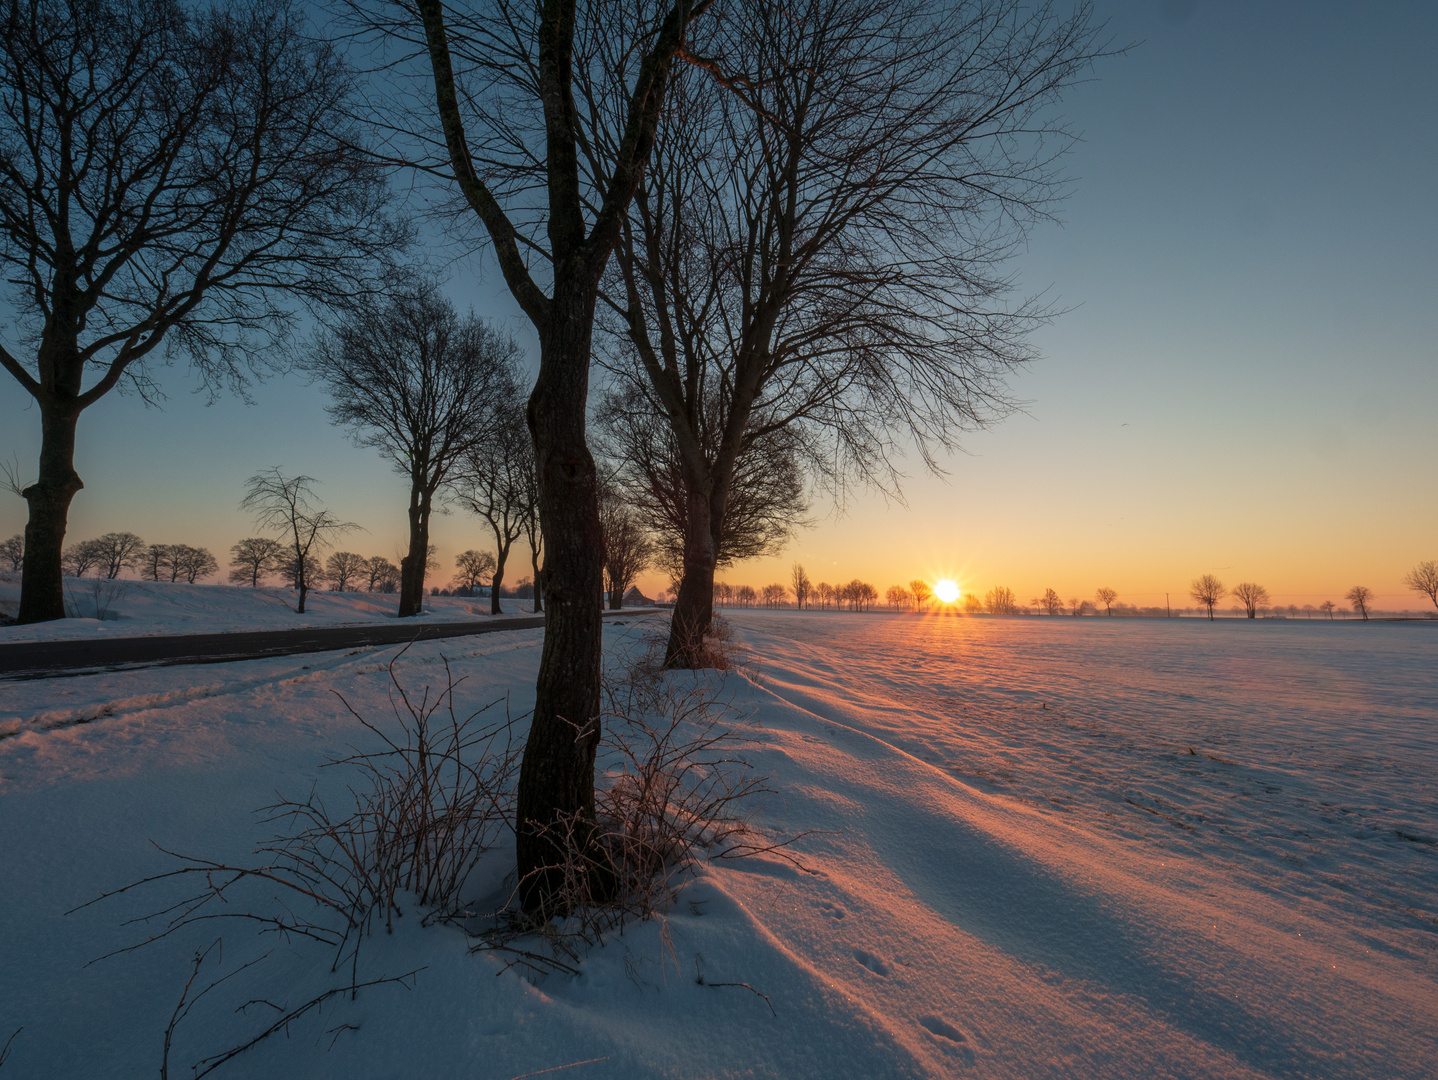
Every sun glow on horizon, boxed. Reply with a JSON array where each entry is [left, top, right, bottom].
[[934, 579, 960, 604]]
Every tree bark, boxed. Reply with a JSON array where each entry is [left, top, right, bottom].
[[663, 483, 719, 668], [491, 540, 510, 615], [17, 402, 84, 624], [398, 483, 432, 617], [514, 286, 605, 913]]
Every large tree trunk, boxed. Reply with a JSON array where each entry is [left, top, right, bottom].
[[664, 485, 719, 668], [609, 585, 623, 610], [515, 288, 605, 914], [491, 541, 509, 615], [17, 403, 83, 624], [532, 562, 543, 613], [398, 484, 431, 617]]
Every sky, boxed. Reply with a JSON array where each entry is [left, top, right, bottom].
[[2, 0, 1436, 609]]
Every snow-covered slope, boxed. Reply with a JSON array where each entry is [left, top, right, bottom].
[[0, 612, 1432, 1078], [0, 573, 534, 643]]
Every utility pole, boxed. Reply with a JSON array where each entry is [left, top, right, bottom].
[[1166, 592, 1171, 618]]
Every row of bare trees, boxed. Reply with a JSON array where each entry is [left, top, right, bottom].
[[0, 0, 399, 623], [228, 538, 404, 594], [1186, 575, 1421, 622], [40, 532, 219, 584], [714, 576, 880, 611], [0, 0, 1103, 914], [707, 574, 1438, 620]]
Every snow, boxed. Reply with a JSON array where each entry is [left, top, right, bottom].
[[0, 573, 535, 643], [1, 609, 1434, 1078]]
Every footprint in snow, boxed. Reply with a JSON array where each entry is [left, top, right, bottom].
[[919, 1016, 966, 1043], [852, 948, 890, 977], [818, 901, 846, 920]]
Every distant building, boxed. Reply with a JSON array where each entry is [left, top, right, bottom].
[[623, 585, 653, 607]]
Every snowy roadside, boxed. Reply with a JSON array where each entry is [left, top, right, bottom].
[[0, 574, 538, 644], [0, 612, 1434, 1078]]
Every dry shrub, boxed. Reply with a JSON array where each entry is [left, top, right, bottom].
[[75, 648, 518, 1076], [479, 635, 803, 968], [79, 648, 519, 976], [82, 631, 799, 1062], [64, 576, 127, 619]]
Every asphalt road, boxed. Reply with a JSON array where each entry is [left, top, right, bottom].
[[0, 610, 653, 680]]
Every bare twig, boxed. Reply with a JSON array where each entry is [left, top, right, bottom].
[[0, 1027, 21, 1070], [694, 955, 776, 1017], [506, 1057, 611, 1080], [189, 969, 423, 1079], [160, 941, 272, 1080], [0, 456, 27, 498]]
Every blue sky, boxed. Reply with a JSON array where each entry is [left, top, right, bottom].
[[2, 0, 1435, 606]]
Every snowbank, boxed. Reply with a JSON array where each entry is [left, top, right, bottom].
[[0, 612, 1433, 1078]]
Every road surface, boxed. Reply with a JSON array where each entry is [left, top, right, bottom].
[[0, 610, 655, 679]]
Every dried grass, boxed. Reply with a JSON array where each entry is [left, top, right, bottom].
[[63, 576, 127, 620], [75, 647, 519, 977], [79, 629, 803, 1067], [470, 629, 803, 971]]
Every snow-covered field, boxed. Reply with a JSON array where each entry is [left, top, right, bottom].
[[1, 610, 1434, 1078], [0, 574, 534, 643]]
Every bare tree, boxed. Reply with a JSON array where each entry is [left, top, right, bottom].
[[88, 532, 146, 579], [1069, 597, 1088, 616], [0, 0, 397, 624], [791, 564, 812, 610], [1231, 581, 1269, 619], [760, 583, 787, 608], [886, 585, 910, 611], [454, 550, 497, 593], [1040, 588, 1063, 616], [144, 544, 178, 582], [595, 395, 807, 596], [1345, 585, 1373, 621], [963, 592, 983, 614], [366, 555, 400, 594], [842, 580, 877, 612], [815, 582, 834, 609], [241, 470, 356, 614], [228, 538, 284, 587], [453, 395, 533, 614], [599, 490, 654, 610], [1190, 574, 1226, 621], [1403, 560, 1438, 612], [279, 551, 326, 593], [305, 283, 518, 617], [0, 534, 22, 571], [986, 586, 1018, 615], [172, 545, 217, 584], [601, 0, 1104, 667], [910, 580, 933, 611], [326, 552, 367, 592], [1095, 586, 1117, 615], [518, 448, 544, 616], [61, 539, 102, 578], [333, 0, 720, 915]]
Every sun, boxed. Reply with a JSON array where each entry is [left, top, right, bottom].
[[934, 579, 960, 604]]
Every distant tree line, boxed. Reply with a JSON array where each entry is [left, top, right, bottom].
[[685, 561, 1438, 621]]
